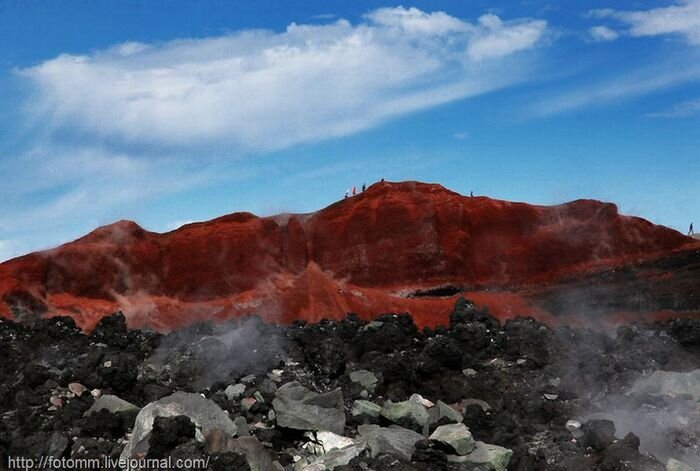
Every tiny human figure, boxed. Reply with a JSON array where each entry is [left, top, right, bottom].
[[344, 189, 349, 199], [352, 186, 357, 196], [470, 191, 474, 197], [380, 178, 385, 183], [362, 183, 366, 192], [690, 223, 695, 235]]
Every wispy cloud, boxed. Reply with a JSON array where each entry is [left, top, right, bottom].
[[19, 6, 548, 152], [532, 60, 700, 116], [0, 144, 215, 260], [590, 0, 700, 45], [647, 98, 700, 118]]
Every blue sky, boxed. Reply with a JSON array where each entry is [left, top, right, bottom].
[[0, 0, 699, 261]]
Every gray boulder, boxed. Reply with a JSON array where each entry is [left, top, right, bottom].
[[380, 394, 430, 434], [120, 391, 237, 460], [447, 441, 512, 471], [272, 382, 345, 435], [349, 370, 378, 393], [300, 443, 366, 471], [429, 400, 463, 425], [225, 383, 246, 400], [84, 394, 139, 416], [352, 400, 382, 419], [358, 424, 424, 462], [666, 458, 694, 471], [430, 423, 475, 455], [303, 431, 356, 455]]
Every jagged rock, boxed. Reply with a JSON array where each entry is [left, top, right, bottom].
[[352, 400, 382, 420], [84, 394, 139, 416], [268, 369, 284, 383], [566, 420, 583, 438], [446, 441, 512, 471], [349, 370, 378, 393], [429, 400, 463, 425], [68, 382, 86, 397], [631, 369, 700, 400], [412, 394, 435, 408], [241, 397, 257, 412], [380, 394, 430, 433], [272, 382, 345, 435], [50, 396, 63, 408], [225, 383, 246, 400], [303, 431, 355, 455], [429, 423, 475, 455], [120, 391, 237, 460], [235, 416, 250, 436], [296, 442, 366, 470], [358, 424, 424, 462], [666, 458, 694, 471]]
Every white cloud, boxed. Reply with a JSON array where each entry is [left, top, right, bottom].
[[365, 6, 470, 34], [467, 14, 547, 61], [591, 0, 700, 44], [647, 98, 700, 117], [20, 7, 547, 152], [589, 25, 619, 42]]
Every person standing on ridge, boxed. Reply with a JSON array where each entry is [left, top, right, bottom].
[[362, 183, 366, 192], [344, 189, 349, 199], [690, 223, 695, 235], [352, 186, 356, 196]]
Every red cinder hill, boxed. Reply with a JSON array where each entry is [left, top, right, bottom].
[[1, 181, 698, 331]]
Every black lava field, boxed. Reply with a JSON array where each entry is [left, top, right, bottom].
[[1, 299, 699, 471]]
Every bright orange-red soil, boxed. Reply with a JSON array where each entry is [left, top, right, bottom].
[[0, 181, 696, 331]]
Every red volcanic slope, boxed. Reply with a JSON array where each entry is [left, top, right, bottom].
[[0, 181, 695, 331]]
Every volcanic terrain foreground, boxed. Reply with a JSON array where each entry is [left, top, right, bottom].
[[0, 181, 698, 330], [2, 305, 700, 469]]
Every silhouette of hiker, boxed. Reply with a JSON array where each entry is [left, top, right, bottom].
[[352, 186, 357, 196], [690, 223, 695, 235], [470, 191, 474, 197], [380, 178, 385, 183], [344, 189, 349, 199], [362, 183, 366, 192]]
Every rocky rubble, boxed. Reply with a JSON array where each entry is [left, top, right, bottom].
[[1, 299, 699, 470]]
